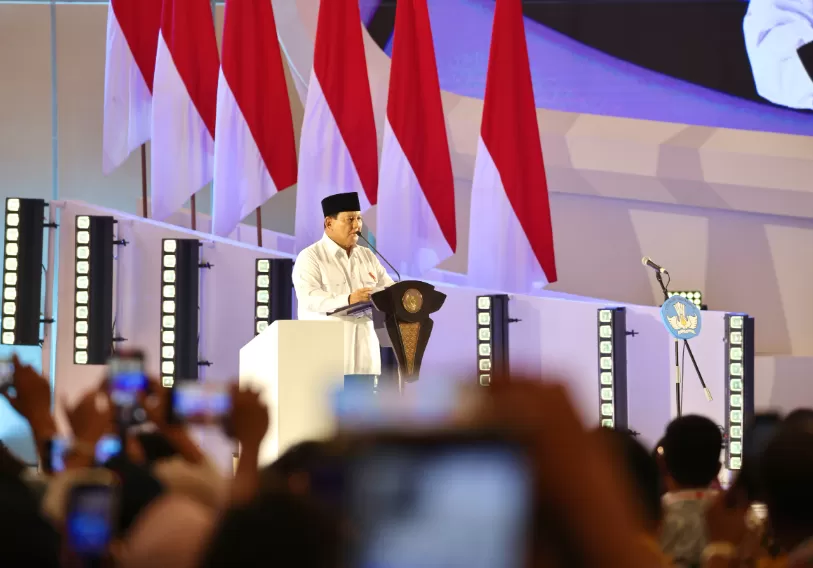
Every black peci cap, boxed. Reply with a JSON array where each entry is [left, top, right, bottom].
[[321, 192, 361, 217]]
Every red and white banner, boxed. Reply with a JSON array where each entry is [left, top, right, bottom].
[[150, 0, 219, 221], [212, 0, 297, 237], [375, 0, 456, 276], [294, 0, 379, 252], [468, 0, 557, 292], [102, 0, 161, 175]]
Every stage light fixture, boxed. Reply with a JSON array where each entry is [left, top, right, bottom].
[[724, 313, 755, 470], [160, 238, 200, 388], [476, 294, 509, 387], [254, 258, 293, 336], [670, 290, 703, 309], [597, 308, 629, 429], [73, 215, 115, 365], [1, 198, 46, 346]]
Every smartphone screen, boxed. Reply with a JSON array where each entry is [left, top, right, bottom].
[[65, 484, 117, 556], [171, 382, 232, 425], [95, 435, 122, 464], [108, 355, 147, 407], [347, 437, 532, 568], [50, 437, 70, 473]]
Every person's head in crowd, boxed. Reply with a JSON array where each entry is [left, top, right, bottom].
[[759, 423, 813, 553], [593, 428, 663, 535], [124, 431, 179, 467], [662, 414, 722, 491], [103, 453, 165, 538], [784, 407, 813, 430], [261, 440, 328, 496], [116, 495, 215, 568], [0, 476, 61, 568], [201, 489, 342, 568]]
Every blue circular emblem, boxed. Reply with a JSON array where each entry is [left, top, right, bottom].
[[660, 296, 702, 340]]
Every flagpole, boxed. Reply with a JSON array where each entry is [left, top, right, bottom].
[[190, 194, 197, 230], [140, 144, 148, 218], [255, 207, 263, 247]]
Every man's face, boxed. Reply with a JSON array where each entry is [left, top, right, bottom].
[[325, 211, 362, 249]]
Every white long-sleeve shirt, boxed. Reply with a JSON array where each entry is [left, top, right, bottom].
[[292, 233, 396, 375], [744, 0, 813, 109]]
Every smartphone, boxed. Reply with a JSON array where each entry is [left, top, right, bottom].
[[65, 473, 118, 557], [332, 382, 481, 431], [108, 353, 148, 425], [168, 381, 232, 425], [345, 431, 532, 568], [49, 435, 122, 473]]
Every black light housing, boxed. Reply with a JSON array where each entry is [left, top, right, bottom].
[[160, 238, 200, 387], [1, 198, 46, 346], [73, 215, 115, 365], [597, 307, 629, 429], [254, 258, 293, 336], [670, 290, 705, 310], [724, 313, 755, 470], [475, 294, 509, 387]]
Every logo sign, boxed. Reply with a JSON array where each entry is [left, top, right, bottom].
[[660, 295, 702, 340]]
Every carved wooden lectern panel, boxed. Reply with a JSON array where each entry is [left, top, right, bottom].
[[371, 280, 446, 383]]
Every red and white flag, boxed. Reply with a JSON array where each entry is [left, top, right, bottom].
[[468, 0, 557, 292], [150, 0, 220, 221], [294, 0, 379, 252], [212, 0, 297, 237], [375, 0, 456, 276], [102, 0, 161, 175]]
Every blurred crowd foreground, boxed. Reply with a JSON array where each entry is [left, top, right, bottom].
[[1, 353, 813, 568]]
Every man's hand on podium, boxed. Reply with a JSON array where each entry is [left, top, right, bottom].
[[349, 287, 373, 304]]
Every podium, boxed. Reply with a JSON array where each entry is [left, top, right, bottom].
[[328, 280, 445, 383], [238, 320, 344, 465], [372, 280, 445, 383]]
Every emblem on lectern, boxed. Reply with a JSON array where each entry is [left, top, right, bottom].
[[660, 295, 702, 339], [402, 288, 423, 313]]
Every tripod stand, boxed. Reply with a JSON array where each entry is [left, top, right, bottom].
[[654, 270, 712, 417]]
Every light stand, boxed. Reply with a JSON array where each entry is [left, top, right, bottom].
[[654, 270, 712, 418]]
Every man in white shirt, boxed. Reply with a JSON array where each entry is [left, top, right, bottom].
[[292, 192, 395, 378], [744, 0, 813, 110]]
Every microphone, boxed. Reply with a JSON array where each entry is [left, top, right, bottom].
[[356, 231, 401, 282], [641, 256, 667, 274]]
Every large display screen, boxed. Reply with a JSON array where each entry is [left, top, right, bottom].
[[361, 0, 813, 136]]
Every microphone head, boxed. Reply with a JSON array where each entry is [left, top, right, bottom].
[[355, 231, 362, 236], [641, 256, 650, 266]]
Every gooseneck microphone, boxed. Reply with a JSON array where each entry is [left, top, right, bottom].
[[356, 231, 401, 282], [641, 256, 667, 274]]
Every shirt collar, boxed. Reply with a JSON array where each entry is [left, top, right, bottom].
[[321, 232, 354, 259]]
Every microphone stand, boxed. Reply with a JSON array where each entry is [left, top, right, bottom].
[[654, 270, 712, 418], [356, 231, 401, 281], [355, 230, 404, 394]]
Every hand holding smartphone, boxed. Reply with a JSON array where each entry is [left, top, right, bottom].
[[166, 380, 232, 426], [48, 435, 122, 473], [345, 431, 533, 568], [64, 470, 119, 559], [107, 352, 148, 426]]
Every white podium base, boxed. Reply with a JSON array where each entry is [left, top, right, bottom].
[[239, 320, 345, 465]]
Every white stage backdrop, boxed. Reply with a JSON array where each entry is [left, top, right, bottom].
[[51, 202, 733, 467]]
